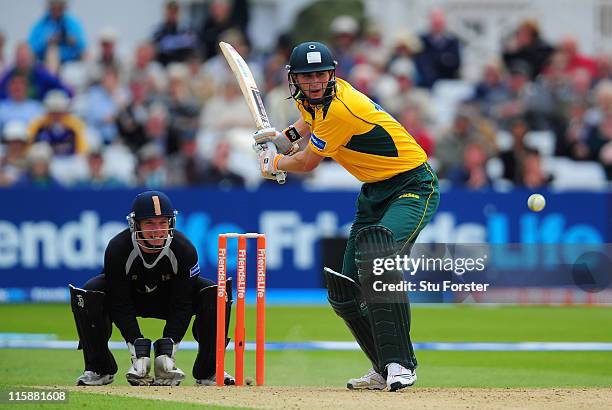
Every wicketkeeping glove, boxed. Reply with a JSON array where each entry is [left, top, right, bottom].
[[253, 126, 301, 155], [126, 338, 153, 386], [152, 338, 185, 386]]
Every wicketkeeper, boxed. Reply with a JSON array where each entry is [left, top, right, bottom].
[[70, 190, 234, 386]]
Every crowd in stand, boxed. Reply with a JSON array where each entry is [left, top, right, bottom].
[[1, 0, 611, 190]]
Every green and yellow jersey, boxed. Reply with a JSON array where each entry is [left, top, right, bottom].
[[296, 78, 427, 183]]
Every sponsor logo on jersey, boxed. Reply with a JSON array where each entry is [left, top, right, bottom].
[[144, 284, 157, 293], [399, 193, 420, 200], [190, 262, 200, 277], [310, 133, 326, 150]]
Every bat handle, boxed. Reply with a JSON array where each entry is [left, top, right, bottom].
[[275, 171, 286, 184]]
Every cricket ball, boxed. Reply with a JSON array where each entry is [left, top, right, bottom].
[[527, 193, 546, 212]]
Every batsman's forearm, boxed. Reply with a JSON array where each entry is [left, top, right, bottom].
[[293, 118, 311, 139], [277, 150, 310, 173]]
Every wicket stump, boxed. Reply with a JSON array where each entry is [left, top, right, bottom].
[[216, 233, 266, 386]]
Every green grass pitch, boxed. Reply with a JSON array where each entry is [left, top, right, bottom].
[[0, 304, 611, 408]]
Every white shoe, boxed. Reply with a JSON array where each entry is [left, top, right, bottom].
[[346, 368, 386, 390], [76, 371, 114, 386], [195, 371, 236, 386], [386, 363, 416, 391]]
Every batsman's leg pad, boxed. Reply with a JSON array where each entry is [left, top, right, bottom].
[[192, 278, 233, 380], [355, 226, 417, 371], [69, 284, 118, 375], [324, 267, 381, 374]]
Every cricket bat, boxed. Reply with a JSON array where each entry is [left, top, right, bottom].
[[219, 41, 286, 184]]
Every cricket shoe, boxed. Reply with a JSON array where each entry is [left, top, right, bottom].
[[346, 368, 386, 390], [195, 371, 236, 386], [386, 363, 416, 392], [76, 371, 114, 386]]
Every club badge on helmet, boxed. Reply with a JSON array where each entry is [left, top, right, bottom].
[[127, 190, 177, 251], [286, 41, 337, 105]]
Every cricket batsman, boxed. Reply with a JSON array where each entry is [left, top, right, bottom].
[[254, 41, 440, 391], [69, 190, 234, 386]]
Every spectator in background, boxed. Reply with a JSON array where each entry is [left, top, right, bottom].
[[136, 142, 168, 187], [75, 148, 126, 188], [348, 62, 380, 100], [399, 104, 435, 157], [199, 140, 245, 188], [560, 102, 591, 160], [152, 1, 198, 66], [354, 22, 387, 69], [376, 56, 431, 120], [184, 50, 209, 107], [502, 18, 553, 80], [593, 53, 612, 85], [585, 108, 612, 179], [0, 121, 30, 186], [164, 63, 200, 155], [200, 29, 261, 95], [28, 0, 86, 65], [142, 104, 170, 155], [447, 142, 491, 190], [262, 32, 293, 93], [415, 8, 461, 88], [81, 66, 128, 144], [29, 90, 87, 156], [166, 136, 205, 186], [0, 42, 72, 100], [385, 31, 423, 83], [499, 117, 530, 183], [436, 108, 497, 178], [556, 35, 597, 77], [199, 74, 252, 136], [263, 34, 301, 127], [519, 149, 553, 188], [0, 73, 44, 128], [329, 15, 360, 79], [116, 80, 151, 152], [128, 42, 166, 96], [199, 0, 250, 61], [535, 54, 591, 145], [94, 27, 123, 75], [470, 58, 510, 117], [490, 62, 555, 130], [14, 141, 62, 188]]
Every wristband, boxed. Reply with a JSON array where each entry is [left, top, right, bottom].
[[273, 154, 283, 171], [283, 126, 302, 143]]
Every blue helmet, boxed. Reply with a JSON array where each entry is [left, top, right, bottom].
[[286, 41, 337, 105], [127, 190, 177, 251], [287, 41, 337, 74]]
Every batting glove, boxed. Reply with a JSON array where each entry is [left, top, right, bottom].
[[253, 126, 300, 155], [258, 146, 283, 181]]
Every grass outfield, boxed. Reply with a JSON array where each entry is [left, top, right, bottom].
[[0, 304, 611, 399]]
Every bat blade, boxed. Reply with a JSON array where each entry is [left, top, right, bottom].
[[219, 41, 286, 184]]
